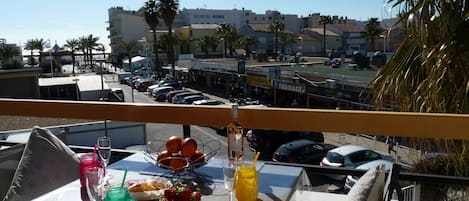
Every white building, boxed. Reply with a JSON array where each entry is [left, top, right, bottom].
[[181, 8, 251, 29], [108, 7, 148, 56], [246, 10, 300, 33]]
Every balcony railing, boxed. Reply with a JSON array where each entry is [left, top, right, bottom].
[[1, 98, 469, 140]]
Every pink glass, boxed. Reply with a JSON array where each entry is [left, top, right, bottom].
[[79, 153, 99, 187]]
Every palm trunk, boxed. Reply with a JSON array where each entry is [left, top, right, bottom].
[[167, 25, 175, 77], [152, 29, 161, 78], [72, 51, 76, 76], [274, 33, 278, 61], [323, 24, 327, 57], [30, 50, 33, 65]]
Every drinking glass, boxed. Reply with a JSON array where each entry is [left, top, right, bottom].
[[235, 163, 258, 201], [223, 159, 236, 201], [80, 153, 99, 187], [86, 167, 104, 201], [97, 136, 112, 178], [104, 186, 135, 201]]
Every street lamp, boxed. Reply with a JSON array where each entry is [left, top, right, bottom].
[[72, 78, 80, 100], [297, 36, 304, 57], [46, 39, 53, 77]]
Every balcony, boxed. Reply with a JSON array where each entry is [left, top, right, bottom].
[[1, 98, 469, 200]]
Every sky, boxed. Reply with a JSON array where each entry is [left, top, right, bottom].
[[1, 0, 395, 52]]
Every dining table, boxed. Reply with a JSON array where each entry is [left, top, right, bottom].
[[33, 152, 311, 201]]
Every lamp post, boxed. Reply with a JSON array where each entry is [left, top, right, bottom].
[[72, 78, 80, 100], [47, 39, 53, 77], [297, 36, 304, 57]]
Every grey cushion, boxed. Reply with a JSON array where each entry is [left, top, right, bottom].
[[3, 126, 79, 201], [347, 165, 385, 201], [0, 144, 25, 199]]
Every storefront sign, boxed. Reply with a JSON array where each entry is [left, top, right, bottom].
[[274, 80, 306, 94], [247, 76, 273, 87]]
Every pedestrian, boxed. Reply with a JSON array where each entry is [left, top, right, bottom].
[[386, 137, 396, 154]]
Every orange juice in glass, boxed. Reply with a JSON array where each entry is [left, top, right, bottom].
[[235, 164, 258, 201]]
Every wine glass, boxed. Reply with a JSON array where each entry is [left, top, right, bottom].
[[97, 136, 112, 179], [223, 159, 236, 201], [85, 167, 104, 201]]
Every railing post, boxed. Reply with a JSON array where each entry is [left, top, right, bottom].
[[183, 125, 190, 138]]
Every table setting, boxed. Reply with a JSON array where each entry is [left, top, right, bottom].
[[33, 133, 310, 201]]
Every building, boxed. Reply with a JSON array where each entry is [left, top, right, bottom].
[[179, 24, 223, 58], [327, 21, 367, 56], [0, 68, 41, 98], [181, 8, 250, 29], [108, 7, 148, 58], [0, 38, 23, 66], [39, 75, 110, 101], [302, 28, 342, 56], [246, 10, 300, 33]]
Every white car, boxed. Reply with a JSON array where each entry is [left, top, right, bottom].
[[344, 159, 393, 192], [320, 145, 393, 180]]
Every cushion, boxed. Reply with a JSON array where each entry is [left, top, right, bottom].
[[0, 144, 25, 199], [3, 126, 79, 201], [346, 165, 385, 201]]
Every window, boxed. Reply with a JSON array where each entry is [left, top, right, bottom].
[[254, 17, 257, 21], [268, 17, 272, 20], [282, 17, 285, 20], [326, 152, 344, 163]]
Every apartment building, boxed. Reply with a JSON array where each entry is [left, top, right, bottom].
[[245, 10, 300, 33], [108, 7, 148, 57], [180, 8, 251, 29]]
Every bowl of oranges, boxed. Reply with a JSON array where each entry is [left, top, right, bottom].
[[146, 136, 220, 173]]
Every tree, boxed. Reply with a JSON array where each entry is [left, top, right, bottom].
[[33, 38, 47, 64], [318, 15, 332, 56], [364, 18, 385, 52], [240, 35, 258, 58], [278, 33, 296, 55], [86, 34, 100, 67], [216, 23, 232, 57], [158, 0, 178, 77], [64, 38, 80, 76], [24, 39, 35, 65], [0, 45, 22, 69], [223, 27, 241, 56], [269, 20, 284, 61], [198, 35, 218, 58], [78, 36, 89, 66], [119, 40, 139, 102], [159, 33, 179, 52], [372, 1, 469, 199], [142, 0, 161, 77]]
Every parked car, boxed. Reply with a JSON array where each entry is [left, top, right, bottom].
[[249, 130, 325, 160], [320, 145, 393, 180], [111, 88, 124, 102], [344, 159, 393, 192], [166, 89, 190, 102], [192, 99, 225, 105], [273, 139, 336, 165], [135, 79, 155, 92], [171, 92, 201, 104], [177, 95, 209, 104], [152, 86, 174, 101], [118, 72, 131, 84]]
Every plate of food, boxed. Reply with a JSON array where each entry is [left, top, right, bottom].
[[146, 136, 220, 173], [127, 178, 172, 201]]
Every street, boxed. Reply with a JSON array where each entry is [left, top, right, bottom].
[[103, 74, 256, 161]]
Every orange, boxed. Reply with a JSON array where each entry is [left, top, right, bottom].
[[190, 150, 205, 164], [181, 138, 197, 158], [157, 150, 171, 167], [170, 158, 188, 172], [166, 136, 182, 153]]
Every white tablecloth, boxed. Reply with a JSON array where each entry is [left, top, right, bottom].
[[33, 152, 310, 201]]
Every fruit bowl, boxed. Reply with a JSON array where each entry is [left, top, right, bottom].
[[146, 137, 220, 173]]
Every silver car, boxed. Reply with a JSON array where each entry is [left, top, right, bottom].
[[344, 159, 393, 192], [320, 145, 393, 180]]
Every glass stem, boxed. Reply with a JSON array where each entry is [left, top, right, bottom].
[[229, 191, 233, 201]]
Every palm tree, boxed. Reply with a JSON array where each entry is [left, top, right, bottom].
[[24, 39, 35, 65], [78, 36, 89, 66], [64, 38, 80, 76], [364, 18, 384, 52], [278, 33, 296, 55], [318, 15, 332, 56], [240, 35, 258, 58], [96, 44, 106, 59], [158, 0, 178, 77], [142, 0, 161, 77], [198, 35, 218, 58], [269, 20, 284, 61], [216, 24, 232, 57], [372, 1, 469, 199], [119, 39, 139, 103], [33, 38, 47, 64], [159, 33, 179, 52], [86, 34, 100, 66], [223, 27, 241, 56], [0, 45, 20, 61]]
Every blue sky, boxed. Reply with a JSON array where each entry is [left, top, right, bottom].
[[1, 0, 394, 51]]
